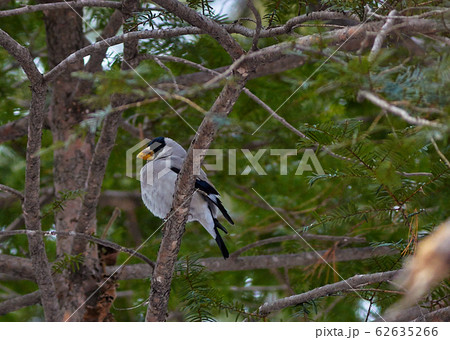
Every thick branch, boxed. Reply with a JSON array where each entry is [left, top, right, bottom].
[[0, 28, 60, 321], [116, 246, 397, 279], [0, 1, 122, 18], [0, 246, 398, 282], [0, 291, 41, 316], [43, 17, 444, 84], [201, 246, 397, 272], [0, 254, 35, 281], [145, 75, 248, 321], [258, 270, 399, 316], [23, 76, 60, 322]]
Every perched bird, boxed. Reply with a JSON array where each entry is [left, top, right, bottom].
[[137, 137, 234, 259]]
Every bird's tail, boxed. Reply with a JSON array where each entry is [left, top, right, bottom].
[[213, 219, 229, 259]]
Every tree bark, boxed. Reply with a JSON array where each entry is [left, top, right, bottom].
[[0, 27, 61, 322], [145, 76, 248, 321]]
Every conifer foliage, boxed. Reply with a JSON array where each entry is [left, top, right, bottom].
[[0, 0, 448, 321]]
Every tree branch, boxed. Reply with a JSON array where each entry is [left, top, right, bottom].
[[0, 291, 41, 316], [43, 27, 202, 82], [84, 9, 124, 74], [0, 188, 54, 243], [246, 0, 262, 51], [43, 17, 444, 84], [0, 184, 23, 201], [0, 28, 60, 321], [0, 246, 398, 282], [358, 90, 446, 129], [0, 230, 155, 268], [0, 254, 35, 281], [431, 137, 450, 168], [145, 74, 249, 321], [151, 0, 244, 59], [116, 246, 398, 279], [412, 306, 450, 322], [369, 10, 398, 63], [201, 246, 398, 272], [243, 88, 352, 162], [0, 116, 29, 144], [230, 234, 366, 258], [0, 1, 122, 18], [257, 270, 399, 316]]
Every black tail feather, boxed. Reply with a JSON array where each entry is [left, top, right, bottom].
[[214, 225, 229, 259], [215, 198, 234, 225], [213, 217, 228, 234]]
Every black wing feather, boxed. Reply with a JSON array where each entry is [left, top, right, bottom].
[[195, 178, 219, 196], [171, 167, 234, 225]]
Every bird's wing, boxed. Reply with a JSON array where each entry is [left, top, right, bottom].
[[140, 160, 178, 219], [170, 167, 234, 225]]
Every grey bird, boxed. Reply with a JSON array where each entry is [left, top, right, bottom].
[[137, 137, 234, 259]]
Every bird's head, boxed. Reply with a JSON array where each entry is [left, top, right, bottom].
[[137, 136, 166, 161]]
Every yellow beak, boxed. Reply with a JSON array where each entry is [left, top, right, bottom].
[[137, 147, 155, 161]]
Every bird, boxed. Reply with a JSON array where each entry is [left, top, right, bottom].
[[137, 137, 234, 259]]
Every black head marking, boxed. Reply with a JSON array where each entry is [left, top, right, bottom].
[[147, 136, 166, 153]]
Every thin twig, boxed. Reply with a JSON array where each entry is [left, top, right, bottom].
[[358, 90, 446, 129], [153, 57, 180, 92], [431, 137, 450, 168], [243, 88, 353, 162], [247, 0, 262, 51], [101, 207, 121, 239]]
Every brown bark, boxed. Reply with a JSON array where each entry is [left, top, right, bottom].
[[24, 84, 62, 322], [145, 76, 248, 321], [39, 0, 98, 321], [0, 291, 41, 316], [0, 254, 35, 281]]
